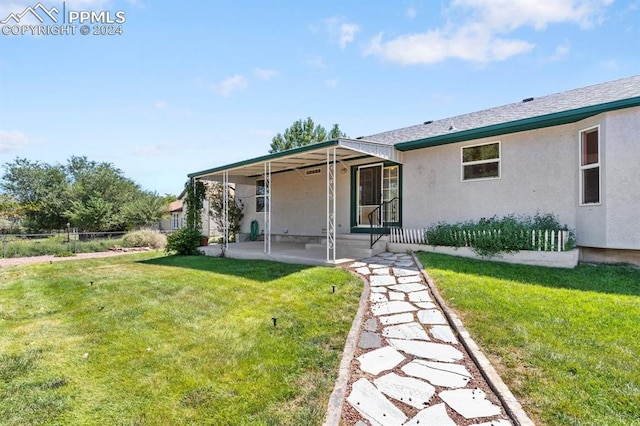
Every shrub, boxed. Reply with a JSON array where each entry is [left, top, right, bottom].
[[425, 213, 575, 256], [122, 230, 167, 249], [165, 228, 203, 256]]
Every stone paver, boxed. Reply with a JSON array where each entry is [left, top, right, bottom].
[[417, 309, 448, 324], [374, 372, 435, 409], [357, 346, 405, 375], [347, 378, 408, 426], [402, 359, 472, 388], [344, 252, 514, 426], [439, 389, 503, 419]]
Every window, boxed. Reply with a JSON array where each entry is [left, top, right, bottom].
[[171, 213, 180, 229], [256, 179, 268, 212], [462, 142, 500, 181], [580, 126, 600, 204]]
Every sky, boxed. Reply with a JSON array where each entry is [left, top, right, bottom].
[[1, 0, 639, 196]]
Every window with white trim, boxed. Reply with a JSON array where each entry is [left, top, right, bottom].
[[462, 142, 500, 181], [171, 213, 180, 229], [580, 126, 600, 204]]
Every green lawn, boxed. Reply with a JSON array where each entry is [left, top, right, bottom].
[[0, 253, 363, 425], [417, 252, 640, 426]]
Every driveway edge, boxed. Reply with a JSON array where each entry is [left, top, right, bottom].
[[413, 253, 536, 426], [323, 273, 370, 426]]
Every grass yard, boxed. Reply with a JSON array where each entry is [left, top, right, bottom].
[[417, 252, 640, 426], [0, 253, 363, 425]]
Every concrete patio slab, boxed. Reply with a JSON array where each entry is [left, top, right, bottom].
[[439, 389, 503, 419], [357, 346, 406, 375], [404, 403, 457, 426], [372, 268, 391, 275], [347, 378, 408, 426], [370, 287, 387, 293], [374, 372, 435, 410], [388, 339, 464, 362], [370, 293, 388, 303], [388, 291, 405, 301], [364, 317, 378, 332], [402, 360, 472, 388], [355, 267, 371, 275], [371, 301, 418, 316]]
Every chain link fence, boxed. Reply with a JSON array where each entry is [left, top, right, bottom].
[[0, 231, 129, 258]]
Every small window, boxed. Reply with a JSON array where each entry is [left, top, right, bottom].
[[462, 142, 500, 181], [171, 213, 180, 229], [580, 127, 600, 204], [256, 179, 268, 212]]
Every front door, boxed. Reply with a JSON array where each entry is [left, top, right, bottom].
[[356, 163, 400, 227]]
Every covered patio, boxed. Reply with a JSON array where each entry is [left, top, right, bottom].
[[188, 138, 403, 264]]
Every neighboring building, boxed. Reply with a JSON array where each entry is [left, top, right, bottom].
[[189, 75, 640, 265], [159, 191, 219, 237], [169, 199, 184, 230]]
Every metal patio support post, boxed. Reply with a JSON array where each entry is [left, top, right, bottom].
[[264, 161, 271, 254], [222, 170, 229, 251], [327, 147, 336, 262]]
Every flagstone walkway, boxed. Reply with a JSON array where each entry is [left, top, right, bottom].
[[341, 252, 515, 426]]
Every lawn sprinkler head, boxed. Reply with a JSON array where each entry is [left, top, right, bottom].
[[272, 317, 277, 327]]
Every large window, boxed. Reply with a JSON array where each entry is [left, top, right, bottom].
[[256, 179, 267, 212], [171, 213, 180, 229], [580, 126, 600, 204], [462, 142, 500, 181]]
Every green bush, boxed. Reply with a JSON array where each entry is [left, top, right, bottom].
[[425, 213, 575, 257], [165, 228, 203, 256], [122, 230, 167, 249], [1, 236, 125, 258]]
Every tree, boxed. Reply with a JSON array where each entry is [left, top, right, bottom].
[[120, 191, 168, 230], [269, 117, 346, 153], [1, 158, 69, 230], [184, 179, 206, 231], [1, 156, 168, 231]]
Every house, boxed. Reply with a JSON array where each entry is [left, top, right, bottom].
[[158, 190, 219, 237], [189, 75, 640, 266]]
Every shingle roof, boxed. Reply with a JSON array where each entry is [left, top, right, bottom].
[[364, 74, 640, 147]]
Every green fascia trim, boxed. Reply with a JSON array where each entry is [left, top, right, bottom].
[[188, 140, 339, 178], [395, 97, 640, 151]]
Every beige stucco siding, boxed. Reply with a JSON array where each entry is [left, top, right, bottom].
[[402, 124, 578, 231], [235, 163, 352, 236], [601, 107, 640, 249]]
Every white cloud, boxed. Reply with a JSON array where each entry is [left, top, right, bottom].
[[0, 130, 28, 152], [211, 75, 248, 97], [254, 68, 279, 80], [365, 0, 612, 65], [548, 40, 571, 61], [325, 16, 361, 49], [154, 101, 168, 109], [406, 7, 417, 19]]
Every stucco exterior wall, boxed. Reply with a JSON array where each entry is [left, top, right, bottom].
[[601, 107, 640, 249], [235, 163, 352, 237], [402, 124, 578, 231]]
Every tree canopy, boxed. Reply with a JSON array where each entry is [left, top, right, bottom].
[[0, 156, 169, 232], [269, 117, 346, 153]]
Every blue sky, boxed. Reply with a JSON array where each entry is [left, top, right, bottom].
[[1, 0, 639, 195]]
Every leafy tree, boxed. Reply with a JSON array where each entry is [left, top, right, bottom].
[[269, 117, 346, 153], [1, 155, 168, 231], [1, 158, 69, 230], [121, 191, 168, 230], [208, 184, 244, 240], [184, 179, 206, 231]]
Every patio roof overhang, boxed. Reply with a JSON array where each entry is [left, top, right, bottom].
[[188, 138, 402, 183]]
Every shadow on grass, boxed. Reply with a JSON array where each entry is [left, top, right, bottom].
[[417, 252, 640, 298], [137, 255, 313, 283]]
